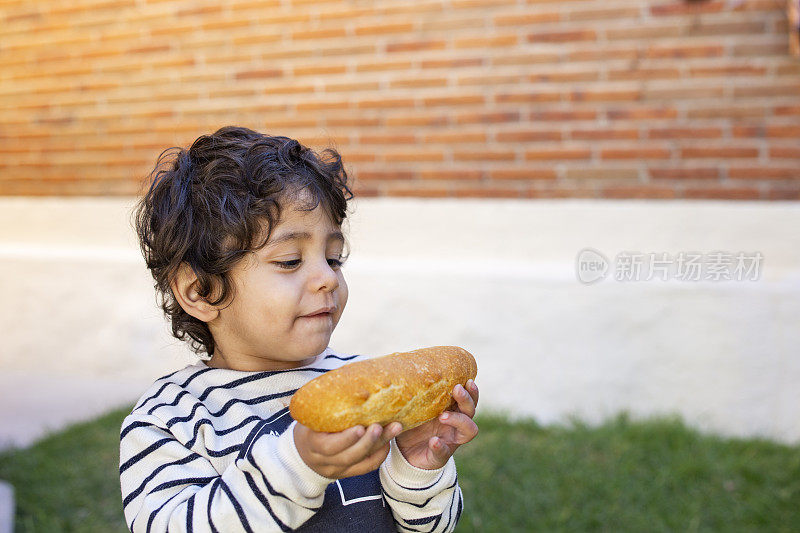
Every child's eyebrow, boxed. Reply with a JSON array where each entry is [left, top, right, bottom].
[[266, 230, 344, 247]]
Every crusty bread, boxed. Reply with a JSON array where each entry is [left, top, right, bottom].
[[289, 346, 477, 433]]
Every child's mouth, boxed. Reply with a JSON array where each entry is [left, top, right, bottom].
[[303, 312, 331, 318]]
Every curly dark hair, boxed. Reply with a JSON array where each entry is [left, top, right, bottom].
[[132, 126, 354, 358]]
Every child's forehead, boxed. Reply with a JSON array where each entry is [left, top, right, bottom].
[[258, 200, 341, 243]]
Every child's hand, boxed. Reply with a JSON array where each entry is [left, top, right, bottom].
[[395, 379, 479, 470], [294, 420, 404, 479]]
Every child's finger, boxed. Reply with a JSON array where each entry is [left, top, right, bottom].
[[428, 436, 452, 463], [466, 379, 479, 407], [365, 422, 403, 456], [335, 423, 387, 465], [451, 383, 476, 418], [437, 411, 479, 444], [344, 440, 392, 478], [311, 424, 366, 456]]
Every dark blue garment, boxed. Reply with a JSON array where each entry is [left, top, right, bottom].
[[240, 408, 396, 532], [295, 471, 397, 532]]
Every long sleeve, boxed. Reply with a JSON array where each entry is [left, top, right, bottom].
[[379, 439, 463, 533], [120, 413, 335, 532]]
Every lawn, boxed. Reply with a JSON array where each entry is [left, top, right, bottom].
[[0, 406, 798, 532]]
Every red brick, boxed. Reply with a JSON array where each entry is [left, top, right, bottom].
[[649, 167, 720, 180], [453, 150, 516, 161], [728, 167, 800, 180], [529, 70, 599, 82], [648, 127, 723, 139], [568, 7, 641, 21], [452, 185, 525, 199], [774, 105, 800, 116], [601, 185, 678, 199], [494, 12, 559, 26], [356, 60, 413, 72], [325, 116, 382, 127], [650, 1, 726, 16], [731, 124, 764, 138], [766, 126, 800, 138], [496, 130, 561, 142], [324, 81, 380, 92], [351, 182, 381, 197], [564, 168, 640, 180], [291, 28, 347, 40], [525, 148, 591, 160], [355, 98, 415, 109], [605, 25, 682, 40], [423, 94, 485, 106], [645, 45, 724, 58], [608, 68, 680, 81], [570, 89, 641, 102], [682, 186, 762, 200], [526, 186, 598, 199], [354, 22, 414, 36], [384, 150, 445, 163], [495, 91, 561, 103], [386, 186, 451, 198], [297, 100, 350, 111], [686, 21, 766, 37], [356, 170, 415, 181], [386, 113, 449, 127], [390, 77, 448, 89], [647, 84, 726, 101], [681, 147, 759, 158], [386, 40, 447, 53], [359, 134, 417, 145], [766, 186, 800, 200], [294, 64, 347, 76], [734, 84, 800, 98], [571, 128, 639, 140], [423, 131, 487, 143], [494, 52, 560, 66], [418, 170, 483, 181], [770, 146, 800, 158], [732, 43, 787, 57], [454, 34, 519, 49], [460, 73, 525, 86], [421, 57, 484, 69], [601, 147, 671, 160], [687, 105, 768, 119], [452, 0, 517, 8], [567, 47, 643, 62], [608, 107, 679, 120], [235, 69, 283, 80], [488, 169, 557, 180], [455, 111, 521, 124], [530, 110, 597, 121], [689, 65, 768, 77], [528, 29, 598, 42]]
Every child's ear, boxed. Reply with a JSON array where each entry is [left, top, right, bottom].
[[170, 263, 220, 323]]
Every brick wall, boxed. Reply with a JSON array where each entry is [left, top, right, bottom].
[[1, 0, 799, 200]]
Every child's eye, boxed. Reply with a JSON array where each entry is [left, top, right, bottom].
[[275, 259, 301, 269], [274, 258, 346, 270]]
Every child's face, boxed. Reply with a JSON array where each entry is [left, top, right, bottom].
[[207, 197, 349, 371]]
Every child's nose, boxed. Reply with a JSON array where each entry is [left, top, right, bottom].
[[309, 257, 339, 291]]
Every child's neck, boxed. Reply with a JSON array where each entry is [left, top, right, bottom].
[[205, 352, 321, 372]]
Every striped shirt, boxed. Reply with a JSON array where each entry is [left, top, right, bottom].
[[119, 347, 463, 532]]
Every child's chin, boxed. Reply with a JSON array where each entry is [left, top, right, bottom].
[[297, 335, 330, 356]]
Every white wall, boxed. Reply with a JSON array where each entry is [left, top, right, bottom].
[[0, 197, 798, 448]]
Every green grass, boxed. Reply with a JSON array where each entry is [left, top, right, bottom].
[[0, 408, 798, 532]]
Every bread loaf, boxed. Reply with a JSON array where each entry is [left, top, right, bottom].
[[289, 346, 477, 433]]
